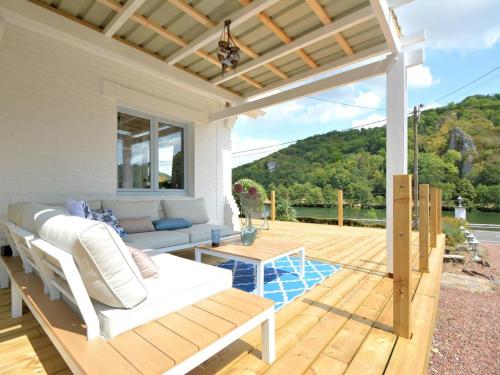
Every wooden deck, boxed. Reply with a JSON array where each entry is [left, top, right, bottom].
[[0, 221, 445, 375]]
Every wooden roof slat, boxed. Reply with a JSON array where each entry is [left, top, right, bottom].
[[96, 0, 258, 91], [168, 0, 286, 84], [166, 0, 280, 65], [306, 0, 354, 55], [240, 0, 319, 69]]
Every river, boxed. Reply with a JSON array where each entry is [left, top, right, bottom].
[[294, 206, 500, 225]]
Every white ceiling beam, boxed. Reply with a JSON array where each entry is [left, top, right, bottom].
[[245, 43, 390, 100], [370, 0, 401, 52], [401, 30, 425, 48], [166, 0, 279, 65], [212, 5, 374, 85], [0, 0, 243, 104], [405, 47, 424, 67], [210, 57, 393, 121], [103, 0, 146, 37]]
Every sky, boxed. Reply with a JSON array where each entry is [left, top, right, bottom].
[[232, 0, 500, 167]]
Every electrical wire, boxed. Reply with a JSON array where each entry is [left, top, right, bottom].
[[433, 64, 500, 105], [232, 104, 500, 159]]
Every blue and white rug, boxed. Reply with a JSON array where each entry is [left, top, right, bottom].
[[217, 256, 341, 311]]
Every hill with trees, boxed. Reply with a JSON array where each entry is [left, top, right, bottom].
[[233, 94, 500, 210]]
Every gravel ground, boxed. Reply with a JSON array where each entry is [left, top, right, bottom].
[[429, 242, 500, 375]]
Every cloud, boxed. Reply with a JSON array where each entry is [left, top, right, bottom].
[[407, 65, 439, 89], [396, 0, 500, 51]]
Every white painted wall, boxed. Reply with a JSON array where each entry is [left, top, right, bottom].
[[0, 22, 236, 243]]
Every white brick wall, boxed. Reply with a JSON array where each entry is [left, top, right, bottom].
[[0, 23, 235, 242]]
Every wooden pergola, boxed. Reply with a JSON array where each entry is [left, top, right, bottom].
[[0, 0, 425, 272]]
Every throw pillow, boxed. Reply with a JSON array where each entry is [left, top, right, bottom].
[[152, 218, 192, 231], [119, 217, 155, 234], [127, 245, 160, 279], [91, 208, 127, 239], [65, 199, 91, 219]]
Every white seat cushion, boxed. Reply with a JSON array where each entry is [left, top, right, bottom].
[[161, 198, 209, 224], [101, 200, 161, 221], [93, 254, 232, 338], [175, 224, 238, 243], [126, 231, 189, 249]]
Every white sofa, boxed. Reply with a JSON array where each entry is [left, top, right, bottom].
[[1, 201, 235, 339], [5, 198, 238, 255]]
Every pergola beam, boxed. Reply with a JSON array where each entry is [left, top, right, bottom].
[[166, 0, 279, 65], [306, 0, 353, 56], [240, 0, 318, 69], [210, 57, 392, 121], [103, 0, 145, 37], [212, 6, 374, 85], [97, 0, 262, 89], [169, 0, 287, 82], [370, 0, 401, 52], [5, 0, 243, 104], [245, 43, 390, 99]]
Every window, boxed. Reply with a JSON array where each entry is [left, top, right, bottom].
[[117, 110, 186, 192]]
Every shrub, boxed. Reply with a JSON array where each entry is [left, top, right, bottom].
[[276, 198, 298, 222], [442, 216, 468, 247]]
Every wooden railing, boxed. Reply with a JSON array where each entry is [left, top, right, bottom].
[[393, 176, 442, 339]]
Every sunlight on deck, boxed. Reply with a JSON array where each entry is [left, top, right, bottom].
[[0, 221, 444, 375]]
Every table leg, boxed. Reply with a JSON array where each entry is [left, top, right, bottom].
[[11, 284, 22, 318], [256, 263, 265, 297], [195, 249, 201, 263], [299, 248, 306, 278]]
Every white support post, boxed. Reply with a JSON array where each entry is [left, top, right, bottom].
[[386, 52, 408, 275]]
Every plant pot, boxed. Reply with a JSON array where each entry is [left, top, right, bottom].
[[240, 224, 257, 246]]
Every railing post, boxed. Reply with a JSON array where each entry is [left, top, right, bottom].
[[337, 189, 343, 227], [430, 186, 438, 248], [437, 188, 443, 234], [393, 175, 412, 339], [270, 190, 276, 222], [418, 184, 430, 273]]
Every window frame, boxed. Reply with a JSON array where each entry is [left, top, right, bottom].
[[116, 107, 188, 195]]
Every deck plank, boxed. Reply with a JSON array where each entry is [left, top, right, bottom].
[[0, 222, 445, 375]]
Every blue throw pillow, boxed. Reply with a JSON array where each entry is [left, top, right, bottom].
[[91, 209, 128, 239], [153, 218, 192, 231]]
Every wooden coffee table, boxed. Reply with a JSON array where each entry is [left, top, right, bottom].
[[195, 238, 306, 297]]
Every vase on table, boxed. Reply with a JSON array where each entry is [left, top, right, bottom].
[[240, 217, 257, 246]]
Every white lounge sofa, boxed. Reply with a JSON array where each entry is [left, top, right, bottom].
[[4, 198, 238, 255], [0, 206, 275, 374]]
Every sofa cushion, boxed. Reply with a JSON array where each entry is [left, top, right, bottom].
[[91, 209, 127, 239], [7, 202, 65, 234], [152, 218, 192, 231], [120, 217, 155, 234], [175, 224, 238, 243], [34, 209, 147, 309], [127, 245, 159, 279], [125, 231, 189, 250], [161, 198, 209, 224], [93, 253, 232, 338], [102, 200, 160, 221], [64, 199, 91, 218]]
